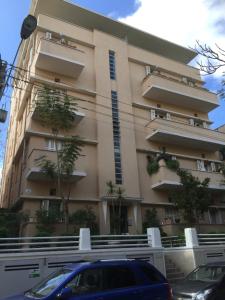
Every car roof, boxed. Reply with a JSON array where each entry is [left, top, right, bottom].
[[65, 259, 149, 270]]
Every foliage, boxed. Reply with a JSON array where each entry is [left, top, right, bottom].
[[170, 169, 212, 225], [35, 86, 77, 132], [166, 159, 180, 171], [35, 136, 83, 180], [34, 86, 84, 233], [147, 153, 179, 175], [106, 181, 126, 234], [146, 156, 159, 175], [0, 209, 27, 237], [193, 42, 225, 100], [35, 209, 62, 236], [69, 207, 99, 234], [142, 208, 160, 233]]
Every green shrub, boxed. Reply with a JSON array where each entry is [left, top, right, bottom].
[[147, 160, 159, 175], [69, 207, 99, 234], [166, 159, 180, 171]]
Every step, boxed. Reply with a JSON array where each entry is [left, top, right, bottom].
[[167, 273, 185, 280]]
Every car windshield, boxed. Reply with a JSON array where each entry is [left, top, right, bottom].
[[186, 266, 225, 282], [26, 268, 73, 298]]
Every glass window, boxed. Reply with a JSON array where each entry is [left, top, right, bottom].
[[66, 268, 102, 295], [103, 267, 136, 290], [26, 269, 73, 298], [187, 266, 225, 282], [111, 90, 122, 184], [109, 51, 116, 80], [140, 265, 163, 283]]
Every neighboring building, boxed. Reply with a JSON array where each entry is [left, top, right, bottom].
[[1, 0, 225, 236]]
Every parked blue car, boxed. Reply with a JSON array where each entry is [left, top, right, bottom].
[[3, 260, 172, 300]]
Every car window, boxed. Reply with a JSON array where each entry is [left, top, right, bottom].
[[26, 268, 73, 298], [65, 268, 103, 295], [140, 265, 163, 283], [187, 266, 225, 282], [103, 266, 137, 290]]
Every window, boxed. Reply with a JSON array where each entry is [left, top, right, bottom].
[[66, 268, 102, 295], [109, 51, 116, 80], [140, 265, 163, 283], [41, 200, 62, 217], [111, 91, 122, 184], [103, 267, 136, 290], [45, 139, 63, 151]]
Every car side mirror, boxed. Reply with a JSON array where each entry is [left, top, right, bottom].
[[56, 287, 73, 300]]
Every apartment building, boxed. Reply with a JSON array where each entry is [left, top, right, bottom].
[[1, 0, 225, 236]]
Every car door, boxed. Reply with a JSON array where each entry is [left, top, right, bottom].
[[137, 263, 169, 300], [63, 267, 105, 300], [100, 265, 141, 300], [211, 276, 225, 300]]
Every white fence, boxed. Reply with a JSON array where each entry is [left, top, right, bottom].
[[1, 227, 225, 298], [161, 235, 185, 248], [198, 233, 225, 246], [0, 235, 80, 253], [91, 234, 149, 249]]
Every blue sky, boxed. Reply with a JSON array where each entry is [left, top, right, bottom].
[[0, 0, 224, 170]]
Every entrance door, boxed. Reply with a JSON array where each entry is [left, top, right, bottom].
[[110, 205, 128, 234]]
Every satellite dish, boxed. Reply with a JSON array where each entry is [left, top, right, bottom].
[[20, 15, 37, 40]]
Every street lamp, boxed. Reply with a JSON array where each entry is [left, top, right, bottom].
[[0, 15, 37, 108]]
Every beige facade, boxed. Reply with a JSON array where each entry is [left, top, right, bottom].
[[1, 0, 225, 236]]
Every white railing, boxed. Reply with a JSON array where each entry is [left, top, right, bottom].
[[161, 236, 185, 248], [198, 233, 225, 246], [0, 236, 79, 254], [91, 234, 149, 249]]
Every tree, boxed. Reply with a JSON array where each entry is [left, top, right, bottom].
[[69, 206, 99, 234], [142, 208, 160, 233], [35, 209, 61, 236], [34, 86, 84, 232], [106, 181, 126, 234], [194, 41, 225, 99], [171, 169, 212, 225], [0, 209, 28, 237]]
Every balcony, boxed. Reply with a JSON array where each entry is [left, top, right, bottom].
[[146, 118, 225, 151], [32, 105, 85, 127], [151, 166, 225, 191], [26, 149, 86, 183], [142, 73, 218, 113], [34, 38, 85, 78]]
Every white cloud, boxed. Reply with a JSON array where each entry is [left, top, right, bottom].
[[119, 0, 225, 75]]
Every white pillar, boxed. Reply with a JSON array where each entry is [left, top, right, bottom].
[[102, 201, 107, 224], [133, 204, 138, 227], [147, 228, 162, 247], [79, 228, 91, 251], [185, 228, 199, 247]]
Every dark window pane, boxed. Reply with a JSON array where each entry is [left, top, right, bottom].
[[140, 265, 163, 283], [103, 267, 136, 290], [66, 268, 103, 295]]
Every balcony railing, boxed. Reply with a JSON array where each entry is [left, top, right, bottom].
[[26, 149, 86, 182], [146, 117, 225, 151], [142, 72, 218, 113], [151, 165, 225, 191], [34, 37, 85, 78]]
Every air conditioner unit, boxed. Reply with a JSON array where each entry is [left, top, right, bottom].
[[45, 31, 52, 40]]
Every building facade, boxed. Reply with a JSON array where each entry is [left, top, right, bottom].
[[1, 0, 225, 236]]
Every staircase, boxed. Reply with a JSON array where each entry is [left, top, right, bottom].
[[165, 256, 185, 282]]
